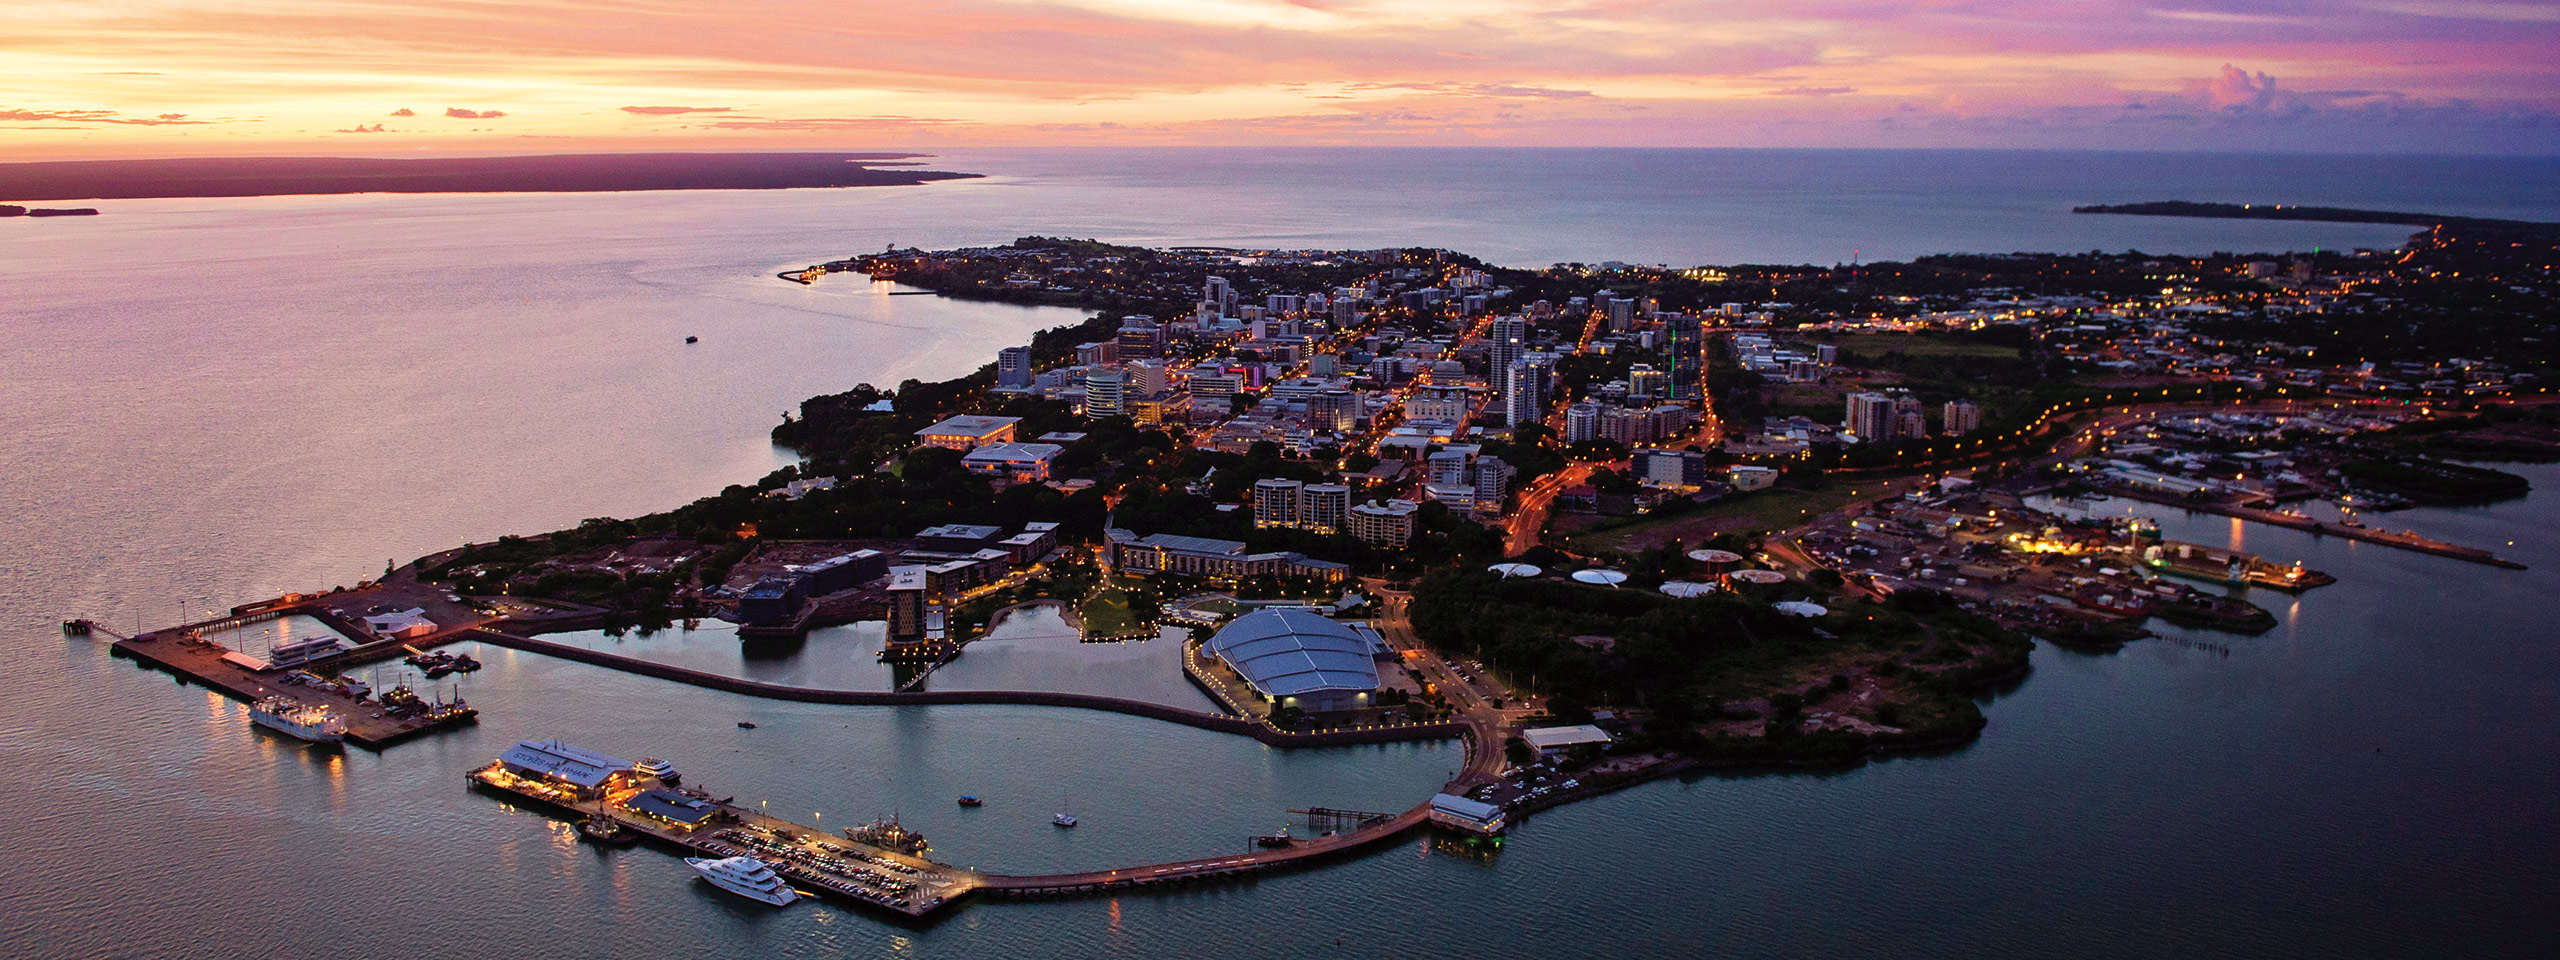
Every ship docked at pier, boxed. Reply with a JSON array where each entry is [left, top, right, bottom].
[[249, 696, 346, 744]]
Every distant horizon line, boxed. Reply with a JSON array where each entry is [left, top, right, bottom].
[[8, 144, 2560, 166]]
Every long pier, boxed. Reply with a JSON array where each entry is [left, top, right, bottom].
[[2099, 486, 2527, 569], [974, 806, 1433, 896]]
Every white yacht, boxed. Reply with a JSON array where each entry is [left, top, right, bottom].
[[1052, 812, 1078, 828], [635, 757, 680, 784], [684, 856, 797, 906], [249, 696, 345, 744]]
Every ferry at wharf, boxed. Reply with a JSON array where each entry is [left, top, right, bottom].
[[248, 696, 345, 744]]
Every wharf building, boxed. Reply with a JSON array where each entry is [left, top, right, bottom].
[[1429, 793, 1506, 836], [496, 739, 634, 800]]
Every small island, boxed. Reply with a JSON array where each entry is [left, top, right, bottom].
[[1, 204, 100, 217]]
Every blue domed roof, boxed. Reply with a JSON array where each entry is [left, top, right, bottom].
[[1203, 608, 1380, 698]]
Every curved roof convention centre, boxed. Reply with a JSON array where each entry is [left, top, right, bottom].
[[1203, 609, 1380, 698]]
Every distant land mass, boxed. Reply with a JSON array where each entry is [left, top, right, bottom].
[[0, 153, 980, 203], [2074, 200, 2559, 234], [2, 204, 101, 217]]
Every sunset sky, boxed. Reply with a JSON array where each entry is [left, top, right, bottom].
[[5, 0, 2556, 158]]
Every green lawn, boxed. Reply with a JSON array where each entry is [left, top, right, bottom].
[[1077, 582, 1146, 636]]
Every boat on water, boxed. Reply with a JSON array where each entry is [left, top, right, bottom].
[[577, 816, 638, 846], [1052, 813, 1078, 828], [843, 814, 929, 855], [250, 695, 346, 744], [956, 795, 982, 807], [684, 335, 699, 344], [635, 757, 680, 784], [1254, 829, 1293, 849], [684, 856, 798, 906], [737, 721, 757, 729]]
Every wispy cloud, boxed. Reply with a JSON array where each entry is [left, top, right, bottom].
[[2359, 1, 2560, 22], [620, 105, 735, 115], [443, 107, 505, 119], [698, 114, 970, 131], [0, 106, 214, 125]]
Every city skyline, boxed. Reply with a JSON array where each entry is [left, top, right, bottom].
[[5, 0, 2557, 158]]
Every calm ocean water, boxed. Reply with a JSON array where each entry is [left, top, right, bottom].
[[3, 149, 2556, 958]]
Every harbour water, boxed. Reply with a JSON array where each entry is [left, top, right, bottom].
[[4, 149, 2558, 957]]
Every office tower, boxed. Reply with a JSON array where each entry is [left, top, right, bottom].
[[1473, 456, 1515, 509], [1504, 353, 1553, 428], [1488, 316, 1527, 401], [1627, 363, 1667, 400], [996, 345, 1034, 389], [1663, 315, 1703, 401], [1085, 367, 1127, 418], [1116, 316, 1163, 360], [1307, 389, 1360, 433], [1125, 358, 1170, 397]]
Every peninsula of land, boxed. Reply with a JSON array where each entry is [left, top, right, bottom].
[[2074, 200, 2560, 234], [88, 214, 2558, 922], [0, 152, 978, 203]]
